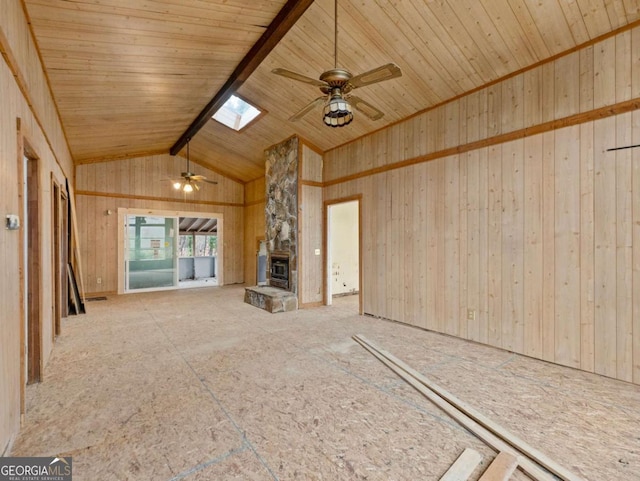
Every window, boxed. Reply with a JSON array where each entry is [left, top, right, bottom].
[[195, 235, 217, 257], [178, 234, 193, 257], [212, 94, 264, 131], [178, 234, 216, 257]]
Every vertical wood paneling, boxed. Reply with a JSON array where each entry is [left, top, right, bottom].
[[594, 37, 617, 108], [554, 125, 581, 368], [444, 155, 460, 336], [594, 117, 618, 377], [477, 148, 490, 345], [413, 163, 428, 329], [501, 139, 525, 353], [579, 46, 595, 112], [390, 169, 404, 321], [523, 135, 543, 359], [466, 150, 480, 342], [542, 131, 556, 362], [616, 112, 633, 381], [299, 143, 323, 306], [633, 27, 640, 99], [426, 160, 439, 331], [523, 67, 542, 128], [459, 152, 468, 339], [555, 52, 580, 118], [300, 185, 323, 305], [403, 166, 416, 325], [580, 122, 596, 373], [243, 177, 265, 287], [501, 75, 525, 132], [487, 146, 502, 346], [632, 109, 640, 384]]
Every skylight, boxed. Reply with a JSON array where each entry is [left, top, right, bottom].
[[212, 94, 263, 131]]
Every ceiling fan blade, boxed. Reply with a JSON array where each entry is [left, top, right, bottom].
[[289, 97, 326, 122], [272, 68, 327, 87], [349, 95, 385, 121], [202, 179, 218, 185], [348, 63, 402, 89], [188, 174, 206, 181]]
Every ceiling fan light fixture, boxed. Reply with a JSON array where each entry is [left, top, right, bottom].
[[173, 181, 182, 190], [182, 182, 194, 193], [323, 94, 353, 127]]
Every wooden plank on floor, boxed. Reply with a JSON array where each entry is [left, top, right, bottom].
[[478, 452, 518, 481], [439, 448, 483, 481], [353, 335, 586, 481]]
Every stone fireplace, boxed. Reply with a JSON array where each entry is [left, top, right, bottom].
[[264, 136, 298, 294], [244, 136, 299, 313]]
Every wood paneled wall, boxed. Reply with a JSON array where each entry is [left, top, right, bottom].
[[323, 27, 640, 384], [299, 143, 323, 306], [1, 1, 73, 453], [324, 28, 640, 183], [243, 177, 265, 286], [76, 155, 245, 295]]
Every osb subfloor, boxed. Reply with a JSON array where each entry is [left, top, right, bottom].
[[11, 286, 639, 481]]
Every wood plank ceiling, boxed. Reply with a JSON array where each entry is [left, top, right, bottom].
[[23, 0, 640, 183]]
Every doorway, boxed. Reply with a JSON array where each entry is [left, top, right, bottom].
[[325, 197, 362, 313], [25, 154, 42, 383], [119, 208, 222, 293]]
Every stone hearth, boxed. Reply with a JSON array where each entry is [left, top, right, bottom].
[[244, 286, 298, 313]]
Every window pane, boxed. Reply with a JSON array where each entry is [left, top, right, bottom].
[[194, 235, 217, 257], [178, 235, 193, 257]]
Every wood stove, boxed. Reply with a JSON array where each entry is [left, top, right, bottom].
[[269, 252, 290, 290]]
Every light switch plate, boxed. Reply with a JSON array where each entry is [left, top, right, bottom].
[[6, 214, 20, 230]]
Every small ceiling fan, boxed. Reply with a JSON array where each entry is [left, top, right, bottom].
[[271, 0, 402, 127], [172, 140, 217, 193]]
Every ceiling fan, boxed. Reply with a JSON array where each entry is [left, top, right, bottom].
[[271, 0, 402, 127], [172, 140, 218, 193]]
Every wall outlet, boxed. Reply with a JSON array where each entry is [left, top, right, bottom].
[[97, 277, 102, 285], [467, 309, 476, 321]]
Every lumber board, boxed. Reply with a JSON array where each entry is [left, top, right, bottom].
[[439, 448, 483, 481], [478, 452, 518, 481], [353, 335, 585, 481]]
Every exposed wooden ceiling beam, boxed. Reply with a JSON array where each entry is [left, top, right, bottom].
[[170, 0, 315, 156]]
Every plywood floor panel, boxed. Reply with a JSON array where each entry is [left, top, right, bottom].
[[10, 287, 640, 481]]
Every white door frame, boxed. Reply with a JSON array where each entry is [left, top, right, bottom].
[[324, 195, 363, 314]]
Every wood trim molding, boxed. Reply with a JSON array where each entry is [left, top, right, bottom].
[[75, 190, 245, 208], [170, 0, 315, 155], [74, 149, 168, 165], [300, 180, 323, 187], [324, 97, 640, 187], [245, 198, 266, 207]]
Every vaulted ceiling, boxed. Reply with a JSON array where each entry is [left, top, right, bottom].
[[23, 0, 640, 183]]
